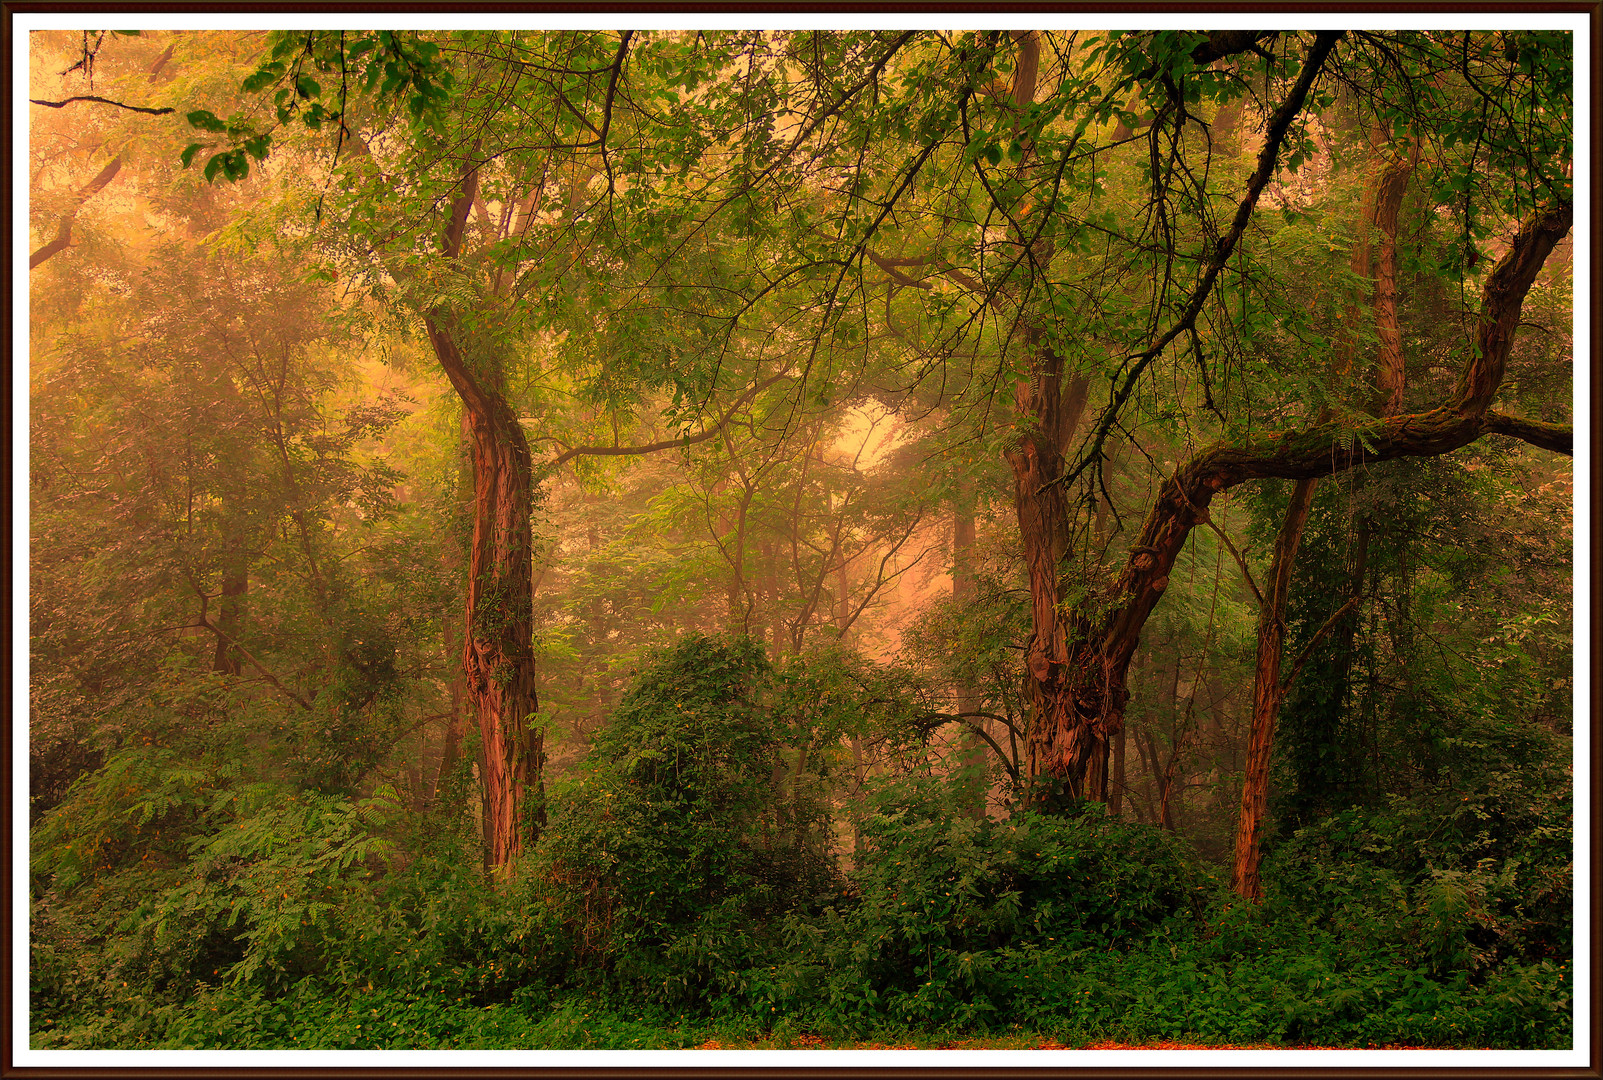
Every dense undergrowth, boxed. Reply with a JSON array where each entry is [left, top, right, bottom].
[[31, 637, 1572, 1051]]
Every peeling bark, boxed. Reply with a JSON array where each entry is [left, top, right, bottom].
[[425, 164, 545, 869]]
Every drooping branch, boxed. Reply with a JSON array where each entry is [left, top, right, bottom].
[[547, 371, 788, 469], [1065, 31, 1345, 493], [916, 712, 1022, 782]]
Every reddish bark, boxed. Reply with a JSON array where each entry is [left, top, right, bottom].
[[1085, 199, 1568, 823], [426, 165, 545, 869], [1022, 33, 1344, 804], [1008, 335, 1092, 789], [1230, 476, 1316, 898]]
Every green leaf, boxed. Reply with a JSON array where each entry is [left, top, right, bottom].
[[179, 143, 204, 168], [296, 75, 321, 100], [186, 109, 226, 133]]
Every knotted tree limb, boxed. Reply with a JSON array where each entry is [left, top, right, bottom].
[[1097, 199, 1570, 748]]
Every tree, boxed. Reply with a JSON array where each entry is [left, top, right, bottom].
[[200, 25, 1571, 866]]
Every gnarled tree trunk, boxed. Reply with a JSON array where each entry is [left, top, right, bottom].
[[425, 164, 545, 869], [1083, 199, 1566, 852]]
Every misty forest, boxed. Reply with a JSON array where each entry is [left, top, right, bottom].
[[28, 27, 1574, 1051]]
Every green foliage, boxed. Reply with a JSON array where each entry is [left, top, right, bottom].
[[736, 775, 1211, 1029], [188, 30, 455, 184], [534, 635, 841, 1003], [1261, 728, 1571, 978], [30, 25, 1573, 1054], [31, 745, 403, 1039]]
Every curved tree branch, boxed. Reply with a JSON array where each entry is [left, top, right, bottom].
[[30, 95, 174, 115], [1099, 198, 1570, 686], [30, 155, 122, 269], [917, 711, 1021, 781], [548, 371, 789, 469]]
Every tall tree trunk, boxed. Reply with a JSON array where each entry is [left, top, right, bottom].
[[1231, 134, 1417, 899], [761, 538, 783, 652], [1010, 341, 1094, 794], [211, 535, 248, 675], [1230, 475, 1317, 898], [425, 164, 543, 870], [1020, 33, 1346, 806]]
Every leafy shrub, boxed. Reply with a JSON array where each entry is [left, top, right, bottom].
[[30, 747, 402, 1038], [533, 634, 841, 1004], [1261, 723, 1572, 977], [735, 774, 1212, 1029]]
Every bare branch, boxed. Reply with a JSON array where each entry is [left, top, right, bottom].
[[916, 712, 1021, 782], [31, 95, 174, 115], [1279, 593, 1363, 694], [194, 618, 313, 712], [548, 371, 787, 468]]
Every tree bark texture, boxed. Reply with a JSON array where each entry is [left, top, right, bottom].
[[1016, 32, 1345, 805], [1230, 476, 1316, 898], [425, 164, 544, 869], [989, 32, 1109, 798], [1009, 340, 1093, 790]]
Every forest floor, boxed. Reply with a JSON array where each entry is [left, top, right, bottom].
[[692, 1035, 1429, 1050]]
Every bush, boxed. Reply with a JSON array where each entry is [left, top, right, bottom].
[[734, 774, 1212, 1030], [1261, 726, 1572, 978], [532, 635, 841, 1004]]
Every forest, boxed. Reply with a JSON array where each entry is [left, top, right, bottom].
[[26, 26, 1575, 1052]]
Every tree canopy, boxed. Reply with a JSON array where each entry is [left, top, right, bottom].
[[26, 24, 1575, 1053]]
